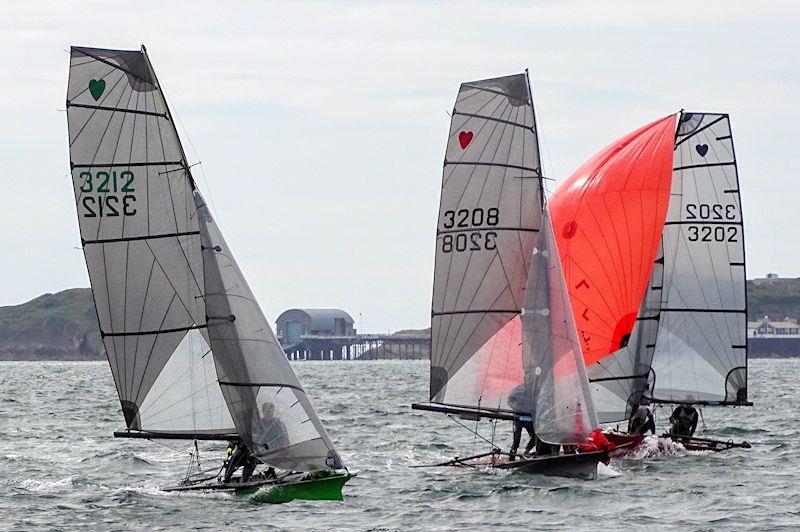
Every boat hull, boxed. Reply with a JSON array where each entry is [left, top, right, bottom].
[[164, 471, 353, 503], [605, 431, 644, 452], [494, 451, 606, 479]]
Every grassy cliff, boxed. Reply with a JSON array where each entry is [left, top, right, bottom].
[[1, 278, 799, 360], [746, 278, 800, 322], [0, 288, 102, 360]]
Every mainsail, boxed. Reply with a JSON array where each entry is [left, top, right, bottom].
[[548, 116, 676, 422], [522, 209, 598, 444], [66, 46, 343, 471], [429, 72, 544, 414], [647, 112, 748, 406]]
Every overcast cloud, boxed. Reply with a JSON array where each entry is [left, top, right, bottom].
[[0, 1, 797, 331]]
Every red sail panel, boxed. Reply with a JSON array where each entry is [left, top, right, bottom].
[[549, 115, 676, 366]]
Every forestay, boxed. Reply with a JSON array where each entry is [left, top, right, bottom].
[[522, 210, 598, 444], [647, 112, 748, 405], [67, 46, 344, 470], [430, 73, 543, 413]]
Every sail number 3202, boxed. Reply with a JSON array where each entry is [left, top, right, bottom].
[[441, 207, 499, 253], [685, 203, 739, 242], [79, 171, 137, 217]]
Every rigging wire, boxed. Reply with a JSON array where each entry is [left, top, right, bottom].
[[446, 414, 501, 449]]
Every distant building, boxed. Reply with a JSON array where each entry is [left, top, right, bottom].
[[276, 309, 356, 345], [747, 316, 800, 338], [752, 273, 783, 286]]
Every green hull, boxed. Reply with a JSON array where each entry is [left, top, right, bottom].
[[240, 472, 353, 504]]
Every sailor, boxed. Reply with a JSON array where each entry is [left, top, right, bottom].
[[507, 384, 536, 461], [223, 440, 259, 484], [628, 402, 656, 436], [256, 401, 290, 450], [669, 404, 699, 437]]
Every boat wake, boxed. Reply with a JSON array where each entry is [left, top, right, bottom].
[[16, 475, 82, 493], [622, 435, 703, 460], [596, 462, 622, 479]]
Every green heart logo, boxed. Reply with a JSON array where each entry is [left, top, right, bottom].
[[88, 79, 106, 101]]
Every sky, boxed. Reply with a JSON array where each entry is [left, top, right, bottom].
[[0, 1, 798, 332]]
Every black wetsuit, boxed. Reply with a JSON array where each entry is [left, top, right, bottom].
[[628, 406, 656, 436], [669, 406, 698, 437], [223, 443, 259, 483]]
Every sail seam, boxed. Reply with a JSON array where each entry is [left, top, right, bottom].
[[83, 230, 200, 245], [101, 323, 207, 337], [67, 102, 167, 118], [452, 111, 534, 131], [660, 308, 745, 313], [664, 220, 741, 226], [218, 381, 303, 392], [437, 226, 539, 235], [673, 162, 735, 171], [432, 309, 520, 316], [589, 372, 650, 383], [72, 160, 183, 168], [444, 161, 538, 173]]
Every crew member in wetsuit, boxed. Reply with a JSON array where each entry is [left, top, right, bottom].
[[223, 440, 259, 484], [669, 404, 699, 437], [628, 403, 656, 436], [223, 402, 288, 483], [507, 384, 535, 461]]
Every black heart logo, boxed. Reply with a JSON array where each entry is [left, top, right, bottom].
[[696, 144, 709, 157]]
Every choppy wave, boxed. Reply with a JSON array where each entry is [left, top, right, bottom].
[[0, 359, 798, 530]]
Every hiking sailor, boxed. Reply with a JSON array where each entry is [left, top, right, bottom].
[[507, 384, 535, 461], [223, 440, 259, 484], [669, 404, 699, 437], [628, 402, 656, 436]]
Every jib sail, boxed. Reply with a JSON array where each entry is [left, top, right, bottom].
[[429, 72, 544, 414], [522, 209, 598, 444]]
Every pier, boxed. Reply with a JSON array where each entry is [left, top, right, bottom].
[[276, 308, 429, 360]]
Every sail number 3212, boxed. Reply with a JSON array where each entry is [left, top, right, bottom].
[[441, 207, 499, 253], [79, 171, 136, 217]]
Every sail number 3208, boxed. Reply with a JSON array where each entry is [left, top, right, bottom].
[[441, 207, 499, 253], [79, 171, 137, 217]]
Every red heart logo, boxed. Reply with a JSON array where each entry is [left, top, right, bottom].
[[459, 131, 473, 149]]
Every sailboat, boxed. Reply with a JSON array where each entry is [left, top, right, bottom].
[[411, 73, 610, 478], [549, 111, 751, 452], [65, 45, 352, 501]]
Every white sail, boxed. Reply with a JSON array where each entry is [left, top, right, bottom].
[[430, 73, 543, 413], [66, 46, 346, 471], [66, 46, 234, 436], [648, 112, 748, 405], [522, 210, 598, 444]]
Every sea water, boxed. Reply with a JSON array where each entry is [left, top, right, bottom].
[[1, 359, 798, 531]]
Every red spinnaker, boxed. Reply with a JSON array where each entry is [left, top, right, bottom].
[[549, 115, 676, 366]]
